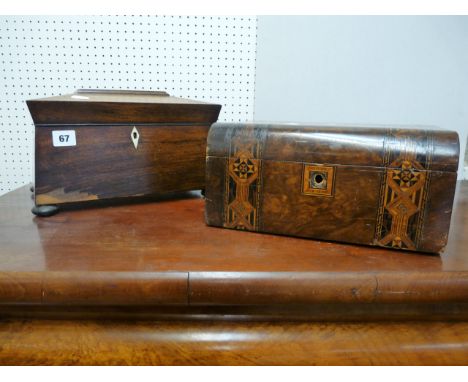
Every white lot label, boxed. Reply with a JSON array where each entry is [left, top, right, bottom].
[[52, 130, 76, 147]]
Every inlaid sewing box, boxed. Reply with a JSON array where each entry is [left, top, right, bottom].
[[27, 89, 221, 216], [205, 123, 460, 253]]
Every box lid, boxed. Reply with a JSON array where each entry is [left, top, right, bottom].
[[27, 89, 222, 125], [207, 123, 460, 173]]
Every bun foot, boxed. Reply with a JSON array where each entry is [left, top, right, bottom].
[[31, 205, 59, 217]]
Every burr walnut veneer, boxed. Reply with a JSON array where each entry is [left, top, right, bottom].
[[205, 123, 459, 253], [0, 183, 468, 365]]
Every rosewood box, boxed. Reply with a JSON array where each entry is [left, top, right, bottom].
[[205, 123, 460, 253], [27, 89, 221, 215]]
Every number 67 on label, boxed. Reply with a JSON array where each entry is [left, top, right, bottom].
[[52, 130, 77, 147]]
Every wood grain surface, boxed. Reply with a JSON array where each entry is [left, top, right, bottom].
[[0, 183, 468, 321], [1, 184, 468, 365], [34, 124, 211, 204], [29, 89, 221, 205], [0, 320, 467, 365], [2, 184, 466, 272], [27, 90, 221, 125], [205, 123, 459, 253]]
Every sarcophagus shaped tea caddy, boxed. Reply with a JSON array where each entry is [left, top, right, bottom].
[[205, 123, 459, 253], [27, 89, 221, 216]]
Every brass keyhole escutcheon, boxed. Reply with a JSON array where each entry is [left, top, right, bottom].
[[302, 164, 335, 197], [131, 126, 140, 149]]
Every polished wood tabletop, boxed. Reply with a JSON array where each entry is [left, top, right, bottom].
[[1, 183, 468, 364], [1, 183, 468, 310], [1, 183, 467, 273]]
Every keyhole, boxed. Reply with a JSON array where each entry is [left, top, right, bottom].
[[131, 126, 140, 149], [314, 174, 324, 184]]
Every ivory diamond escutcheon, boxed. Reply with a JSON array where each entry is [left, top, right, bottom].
[[131, 126, 140, 149]]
